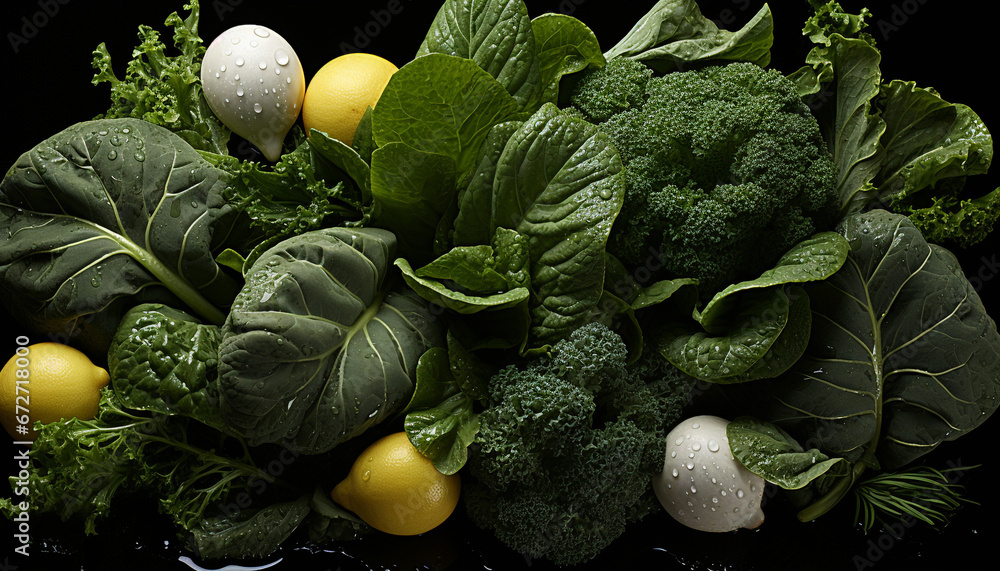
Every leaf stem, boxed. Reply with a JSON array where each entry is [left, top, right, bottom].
[[798, 460, 868, 522]]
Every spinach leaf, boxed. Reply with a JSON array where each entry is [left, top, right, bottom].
[[531, 13, 605, 105], [372, 53, 520, 176], [108, 304, 226, 431], [754, 210, 1000, 471], [604, 0, 773, 72], [402, 347, 480, 475], [727, 416, 850, 490], [451, 103, 625, 346], [368, 53, 521, 259], [395, 227, 530, 319], [417, 0, 543, 112], [0, 118, 242, 356], [369, 143, 458, 262], [648, 232, 849, 383], [216, 227, 444, 454]]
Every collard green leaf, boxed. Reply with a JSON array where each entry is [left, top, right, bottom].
[[0, 118, 241, 356], [417, 0, 542, 112], [451, 103, 625, 345], [756, 210, 1000, 470], [217, 228, 444, 454], [108, 304, 225, 430], [728, 416, 850, 490], [604, 0, 773, 72]]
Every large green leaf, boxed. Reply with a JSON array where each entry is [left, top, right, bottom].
[[727, 416, 850, 490], [451, 103, 625, 345], [802, 35, 886, 217], [649, 232, 849, 383], [874, 81, 999, 247], [369, 142, 457, 261], [696, 232, 850, 328], [756, 210, 1000, 470], [531, 13, 605, 104], [372, 53, 520, 176], [603, 0, 773, 71], [216, 228, 444, 454], [0, 118, 241, 356], [395, 227, 531, 315], [191, 493, 312, 559], [791, 4, 999, 245], [652, 286, 811, 384], [402, 347, 480, 476], [417, 0, 542, 111]]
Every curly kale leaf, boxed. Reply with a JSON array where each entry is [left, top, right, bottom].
[[91, 0, 230, 154], [464, 323, 696, 565], [569, 58, 839, 295]]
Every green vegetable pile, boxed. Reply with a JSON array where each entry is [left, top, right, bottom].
[[2, 0, 999, 567]]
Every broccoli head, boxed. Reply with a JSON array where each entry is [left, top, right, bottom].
[[463, 323, 696, 566], [569, 59, 839, 294]]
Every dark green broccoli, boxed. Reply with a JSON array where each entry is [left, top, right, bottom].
[[463, 323, 696, 566], [569, 59, 839, 294]]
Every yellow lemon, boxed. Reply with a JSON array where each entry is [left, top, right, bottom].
[[0, 342, 110, 440], [302, 53, 398, 145], [331, 431, 460, 536]]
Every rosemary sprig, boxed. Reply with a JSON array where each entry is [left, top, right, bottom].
[[853, 465, 980, 533]]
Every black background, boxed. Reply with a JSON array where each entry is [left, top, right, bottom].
[[1, 1, 997, 570]]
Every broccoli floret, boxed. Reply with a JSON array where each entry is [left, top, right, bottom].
[[464, 323, 696, 566], [570, 59, 839, 294]]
